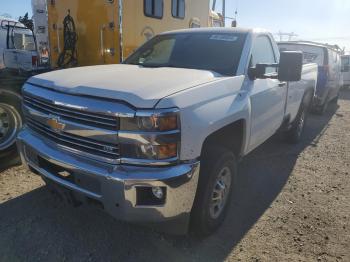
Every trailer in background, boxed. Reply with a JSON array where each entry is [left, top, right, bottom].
[[44, 0, 223, 68], [0, 17, 42, 155]]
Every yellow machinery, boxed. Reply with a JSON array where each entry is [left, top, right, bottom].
[[47, 0, 222, 68]]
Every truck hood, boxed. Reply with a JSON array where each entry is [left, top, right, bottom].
[[28, 64, 222, 108]]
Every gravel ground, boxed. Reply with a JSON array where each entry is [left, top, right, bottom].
[[0, 90, 349, 262]]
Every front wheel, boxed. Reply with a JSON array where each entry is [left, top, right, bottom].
[[0, 100, 22, 154], [191, 146, 237, 237]]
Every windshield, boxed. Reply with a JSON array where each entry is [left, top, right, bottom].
[[8, 29, 36, 51], [124, 32, 247, 76]]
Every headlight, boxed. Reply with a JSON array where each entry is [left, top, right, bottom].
[[120, 109, 179, 131], [119, 109, 180, 164]]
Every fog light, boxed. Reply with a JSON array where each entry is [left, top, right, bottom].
[[152, 186, 164, 199]]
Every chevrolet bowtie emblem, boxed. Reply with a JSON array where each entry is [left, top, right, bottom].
[[47, 116, 65, 132]]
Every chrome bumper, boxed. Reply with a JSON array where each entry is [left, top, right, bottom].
[[17, 128, 200, 234]]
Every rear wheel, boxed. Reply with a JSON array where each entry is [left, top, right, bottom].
[[331, 94, 339, 104], [0, 97, 23, 155], [286, 100, 307, 144], [315, 96, 330, 115], [191, 146, 237, 237]]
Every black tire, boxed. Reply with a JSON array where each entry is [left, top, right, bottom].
[[286, 102, 307, 144], [0, 93, 23, 156], [331, 94, 339, 104], [315, 96, 329, 115], [190, 146, 237, 237]]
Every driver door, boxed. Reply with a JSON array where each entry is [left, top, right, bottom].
[[248, 35, 287, 151]]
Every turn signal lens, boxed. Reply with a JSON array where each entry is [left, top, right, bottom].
[[120, 143, 178, 160], [157, 143, 178, 159], [157, 115, 178, 131]]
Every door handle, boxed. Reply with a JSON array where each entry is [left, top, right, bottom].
[[278, 82, 287, 87]]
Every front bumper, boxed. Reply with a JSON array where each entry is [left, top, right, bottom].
[[17, 128, 200, 234]]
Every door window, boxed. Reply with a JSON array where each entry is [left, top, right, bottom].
[[172, 0, 185, 19], [144, 0, 163, 19], [251, 35, 276, 73]]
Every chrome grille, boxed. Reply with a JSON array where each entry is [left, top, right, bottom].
[[23, 94, 119, 130], [22, 87, 126, 162], [26, 118, 120, 160]]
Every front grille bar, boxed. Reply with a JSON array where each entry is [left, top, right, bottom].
[[23, 95, 119, 130], [27, 118, 119, 159]]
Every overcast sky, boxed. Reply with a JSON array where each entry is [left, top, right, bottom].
[[1, 0, 350, 51]]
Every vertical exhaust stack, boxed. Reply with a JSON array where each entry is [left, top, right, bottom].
[[222, 0, 226, 27], [31, 0, 50, 66]]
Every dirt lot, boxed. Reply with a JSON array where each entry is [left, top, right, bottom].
[[1, 91, 349, 262]]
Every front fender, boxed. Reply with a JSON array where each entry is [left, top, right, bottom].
[[156, 75, 250, 160]]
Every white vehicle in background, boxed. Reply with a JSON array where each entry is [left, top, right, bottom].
[[0, 17, 40, 155], [278, 41, 342, 114], [341, 55, 350, 88], [0, 17, 38, 72]]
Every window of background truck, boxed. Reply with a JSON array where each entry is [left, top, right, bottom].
[[144, 0, 163, 19], [342, 56, 350, 68], [251, 35, 276, 74], [342, 56, 350, 66], [278, 44, 325, 66], [172, 0, 185, 19], [8, 32, 36, 51], [125, 33, 247, 76]]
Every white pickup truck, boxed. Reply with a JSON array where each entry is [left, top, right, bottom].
[[17, 28, 318, 235]]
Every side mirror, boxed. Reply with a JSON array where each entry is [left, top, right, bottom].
[[278, 51, 303, 82], [248, 64, 267, 80]]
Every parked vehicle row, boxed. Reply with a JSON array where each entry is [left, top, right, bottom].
[[278, 41, 343, 114], [17, 28, 318, 235]]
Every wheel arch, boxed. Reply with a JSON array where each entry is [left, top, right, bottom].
[[200, 119, 246, 159], [0, 88, 22, 102]]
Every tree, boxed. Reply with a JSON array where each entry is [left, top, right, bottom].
[[18, 13, 34, 31]]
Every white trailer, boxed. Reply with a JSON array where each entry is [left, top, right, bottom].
[[0, 17, 39, 155]]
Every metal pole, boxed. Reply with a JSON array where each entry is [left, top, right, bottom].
[[212, 0, 217, 11], [222, 0, 226, 27]]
